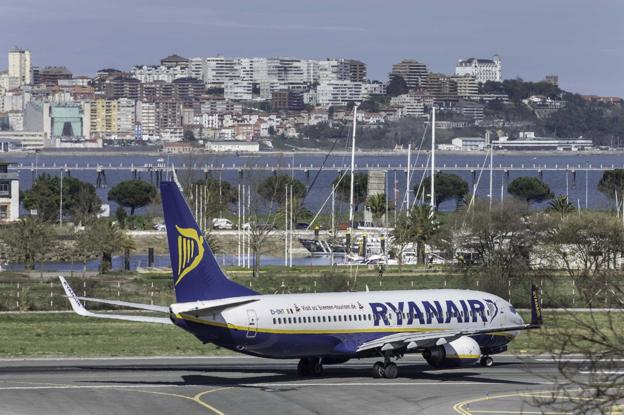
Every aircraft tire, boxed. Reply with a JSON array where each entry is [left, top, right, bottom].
[[372, 361, 385, 378], [311, 358, 323, 376], [383, 363, 398, 379], [297, 359, 310, 376], [480, 356, 494, 367]]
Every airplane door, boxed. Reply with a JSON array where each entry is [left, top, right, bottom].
[[246, 310, 258, 338]]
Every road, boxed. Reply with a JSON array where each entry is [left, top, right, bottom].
[[0, 355, 581, 415]]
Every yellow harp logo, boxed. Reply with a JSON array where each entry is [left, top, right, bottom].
[[175, 225, 205, 285]]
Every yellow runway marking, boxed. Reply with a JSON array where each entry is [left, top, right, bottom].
[[453, 390, 579, 415], [0, 379, 230, 414]]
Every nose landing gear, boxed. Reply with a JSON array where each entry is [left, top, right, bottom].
[[480, 355, 494, 367]]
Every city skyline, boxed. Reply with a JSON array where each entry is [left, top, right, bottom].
[[1, 0, 622, 97]]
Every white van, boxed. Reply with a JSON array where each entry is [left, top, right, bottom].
[[212, 218, 234, 230]]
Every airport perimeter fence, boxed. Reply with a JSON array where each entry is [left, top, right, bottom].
[[0, 273, 617, 312]]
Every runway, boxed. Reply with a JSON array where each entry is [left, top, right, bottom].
[[0, 355, 578, 415]]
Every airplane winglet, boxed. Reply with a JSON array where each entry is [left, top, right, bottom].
[[59, 276, 93, 318]]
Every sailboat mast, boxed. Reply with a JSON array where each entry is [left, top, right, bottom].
[[406, 143, 411, 212], [489, 141, 494, 210], [430, 106, 436, 210], [348, 104, 359, 227]]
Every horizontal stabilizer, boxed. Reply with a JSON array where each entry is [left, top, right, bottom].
[[59, 277, 172, 324], [77, 297, 169, 313]]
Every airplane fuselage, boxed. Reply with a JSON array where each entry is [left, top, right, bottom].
[[172, 289, 524, 359]]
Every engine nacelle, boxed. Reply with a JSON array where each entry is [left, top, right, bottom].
[[423, 336, 481, 368]]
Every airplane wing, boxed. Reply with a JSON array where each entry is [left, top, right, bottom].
[[59, 276, 173, 324], [356, 323, 533, 353]]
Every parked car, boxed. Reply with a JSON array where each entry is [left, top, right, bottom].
[[212, 218, 234, 230], [153, 223, 166, 231], [295, 222, 310, 230]]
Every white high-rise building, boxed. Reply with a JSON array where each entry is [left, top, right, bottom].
[[317, 81, 363, 107], [455, 55, 502, 83], [224, 81, 253, 101], [8, 48, 32, 86]]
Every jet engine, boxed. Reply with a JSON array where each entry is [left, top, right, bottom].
[[423, 336, 481, 368]]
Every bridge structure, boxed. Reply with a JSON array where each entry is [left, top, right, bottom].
[[13, 161, 624, 174], [14, 160, 620, 186]]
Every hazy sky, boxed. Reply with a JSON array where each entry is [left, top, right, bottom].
[[1, 0, 622, 96]]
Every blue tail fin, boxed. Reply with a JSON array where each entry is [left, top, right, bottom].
[[160, 181, 258, 302]]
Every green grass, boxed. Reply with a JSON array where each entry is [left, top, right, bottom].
[[0, 311, 617, 358], [0, 313, 225, 358]]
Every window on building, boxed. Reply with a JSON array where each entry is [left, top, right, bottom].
[[0, 183, 9, 196], [0, 205, 8, 219]]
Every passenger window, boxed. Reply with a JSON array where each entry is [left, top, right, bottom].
[[338, 315, 342, 322], [288, 317, 292, 324], [298, 317, 302, 323], [322, 316, 326, 322], [333, 316, 337, 322]]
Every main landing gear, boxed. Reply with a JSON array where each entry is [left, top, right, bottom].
[[297, 357, 323, 376], [371, 353, 399, 379], [480, 355, 494, 367]]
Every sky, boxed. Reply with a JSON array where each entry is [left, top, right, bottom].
[[1, 0, 622, 97]]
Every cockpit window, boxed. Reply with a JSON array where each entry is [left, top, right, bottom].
[[509, 306, 517, 314]]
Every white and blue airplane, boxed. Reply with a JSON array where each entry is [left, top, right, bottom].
[[60, 179, 542, 379]]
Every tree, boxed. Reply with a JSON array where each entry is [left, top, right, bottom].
[[366, 193, 392, 226], [0, 217, 55, 270], [391, 206, 439, 265], [417, 173, 469, 209], [546, 195, 575, 218], [507, 176, 553, 206], [598, 169, 624, 205], [257, 175, 306, 206], [22, 174, 101, 223], [81, 219, 134, 273], [333, 173, 368, 209], [386, 75, 409, 97], [108, 180, 157, 215], [537, 212, 624, 281], [183, 129, 196, 141], [459, 200, 533, 296]]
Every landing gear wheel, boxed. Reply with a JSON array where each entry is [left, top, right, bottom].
[[297, 359, 310, 376], [383, 362, 398, 379], [311, 358, 323, 376], [480, 356, 494, 367], [372, 361, 385, 378]]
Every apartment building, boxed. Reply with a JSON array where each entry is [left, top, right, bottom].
[[8, 48, 32, 86], [317, 81, 363, 106], [389, 59, 428, 89]]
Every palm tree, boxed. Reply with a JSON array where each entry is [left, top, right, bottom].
[[366, 194, 392, 226], [0, 216, 55, 270], [546, 195, 575, 218], [408, 205, 440, 264], [82, 219, 134, 273]]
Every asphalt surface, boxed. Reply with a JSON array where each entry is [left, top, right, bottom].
[[0, 355, 580, 415]]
